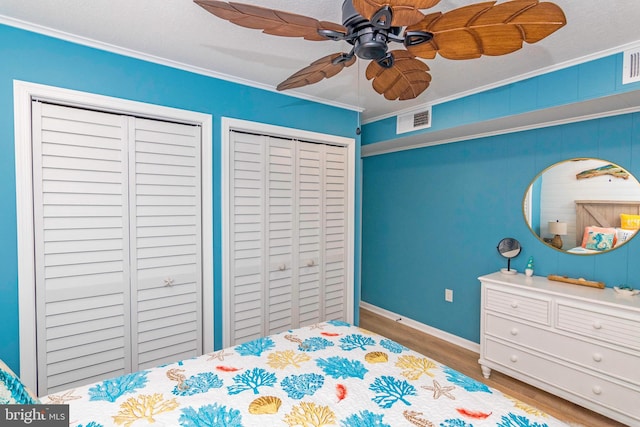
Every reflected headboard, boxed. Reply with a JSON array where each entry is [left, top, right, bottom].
[[575, 200, 640, 246]]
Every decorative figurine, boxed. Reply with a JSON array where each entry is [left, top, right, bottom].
[[525, 256, 534, 277]]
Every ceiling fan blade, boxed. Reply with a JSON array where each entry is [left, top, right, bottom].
[[365, 50, 431, 100], [352, 0, 440, 27], [277, 53, 357, 91], [405, 0, 566, 60], [194, 0, 346, 41]]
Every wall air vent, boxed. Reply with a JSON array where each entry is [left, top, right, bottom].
[[396, 105, 432, 134], [623, 48, 640, 84]]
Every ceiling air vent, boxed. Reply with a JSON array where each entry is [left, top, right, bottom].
[[396, 105, 432, 134], [622, 48, 640, 84]]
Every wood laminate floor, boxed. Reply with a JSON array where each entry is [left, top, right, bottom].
[[359, 308, 629, 427]]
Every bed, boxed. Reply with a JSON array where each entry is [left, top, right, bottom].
[[568, 200, 640, 253], [29, 321, 570, 426]]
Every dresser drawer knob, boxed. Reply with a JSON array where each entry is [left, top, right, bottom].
[[592, 353, 603, 362], [510, 327, 518, 336], [279, 264, 287, 271], [510, 301, 519, 309], [592, 320, 603, 330], [510, 355, 518, 363], [592, 385, 602, 395]]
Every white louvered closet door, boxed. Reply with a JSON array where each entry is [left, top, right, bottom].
[[322, 144, 348, 320], [229, 131, 266, 344], [227, 131, 348, 346], [130, 118, 202, 370], [32, 102, 132, 394], [32, 102, 202, 395], [296, 142, 348, 326], [266, 137, 295, 336], [296, 142, 323, 326]]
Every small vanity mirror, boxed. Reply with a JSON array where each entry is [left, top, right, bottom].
[[523, 158, 640, 254], [497, 237, 521, 274]]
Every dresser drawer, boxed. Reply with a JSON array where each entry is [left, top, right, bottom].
[[485, 287, 551, 325], [556, 302, 640, 351], [485, 313, 640, 385], [484, 338, 640, 422]]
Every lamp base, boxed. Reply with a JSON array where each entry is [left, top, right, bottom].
[[551, 234, 563, 249]]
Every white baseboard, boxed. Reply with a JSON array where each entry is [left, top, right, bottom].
[[360, 301, 480, 354]]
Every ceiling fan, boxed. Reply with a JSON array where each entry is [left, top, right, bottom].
[[194, 0, 566, 101]]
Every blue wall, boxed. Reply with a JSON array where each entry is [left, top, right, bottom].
[[362, 54, 638, 146], [360, 52, 640, 343], [0, 23, 361, 374]]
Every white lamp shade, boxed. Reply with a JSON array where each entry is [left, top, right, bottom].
[[548, 221, 567, 235]]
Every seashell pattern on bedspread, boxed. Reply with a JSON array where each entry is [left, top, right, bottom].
[[42, 321, 569, 426]]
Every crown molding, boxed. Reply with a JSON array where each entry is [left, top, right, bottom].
[[0, 15, 363, 113]]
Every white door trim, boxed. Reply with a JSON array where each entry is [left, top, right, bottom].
[[14, 80, 214, 392], [221, 117, 355, 347]]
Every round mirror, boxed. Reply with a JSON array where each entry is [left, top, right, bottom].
[[497, 237, 521, 274], [523, 158, 640, 254]]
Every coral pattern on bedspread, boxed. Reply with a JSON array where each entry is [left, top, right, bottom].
[[43, 321, 568, 426]]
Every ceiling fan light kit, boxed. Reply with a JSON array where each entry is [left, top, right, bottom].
[[194, 0, 566, 101]]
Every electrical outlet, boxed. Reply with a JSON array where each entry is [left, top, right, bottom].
[[445, 288, 453, 302]]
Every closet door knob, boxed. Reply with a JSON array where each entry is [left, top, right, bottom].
[[164, 277, 174, 287], [592, 320, 602, 330]]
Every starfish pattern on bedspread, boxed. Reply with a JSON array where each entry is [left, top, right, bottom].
[[422, 379, 456, 400]]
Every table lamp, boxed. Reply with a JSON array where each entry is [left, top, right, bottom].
[[548, 220, 567, 249]]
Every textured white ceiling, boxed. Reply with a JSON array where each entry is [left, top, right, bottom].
[[1, 0, 639, 121]]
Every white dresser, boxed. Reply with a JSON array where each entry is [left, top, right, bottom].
[[478, 272, 640, 426]]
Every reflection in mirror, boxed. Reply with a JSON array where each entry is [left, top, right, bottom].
[[524, 158, 640, 255], [497, 237, 521, 274]]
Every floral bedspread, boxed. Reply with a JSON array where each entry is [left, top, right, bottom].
[[43, 321, 568, 426]]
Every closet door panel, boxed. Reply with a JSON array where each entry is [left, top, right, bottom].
[[130, 118, 202, 370], [266, 137, 295, 335], [230, 132, 265, 344], [323, 146, 348, 320], [297, 142, 323, 326], [227, 131, 349, 345], [33, 102, 131, 394], [32, 102, 206, 394]]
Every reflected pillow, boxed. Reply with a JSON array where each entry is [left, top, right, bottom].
[[581, 226, 617, 248], [615, 228, 636, 246], [620, 213, 640, 230], [584, 231, 615, 251]]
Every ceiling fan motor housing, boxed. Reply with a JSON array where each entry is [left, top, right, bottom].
[[353, 27, 392, 60], [342, 0, 400, 61]]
